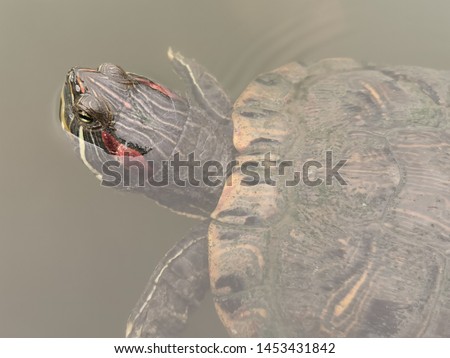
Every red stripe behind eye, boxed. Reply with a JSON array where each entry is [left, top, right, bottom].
[[135, 77, 175, 98], [101, 130, 152, 177], [101, 131, 142, 157]]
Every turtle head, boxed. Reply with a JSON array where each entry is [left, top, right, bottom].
[[60, 63, 187, 162], [59, 52, 234, 217]]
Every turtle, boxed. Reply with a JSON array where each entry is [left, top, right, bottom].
[[59, 48, 450, 337]]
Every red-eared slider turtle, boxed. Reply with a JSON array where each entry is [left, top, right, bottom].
[[59, 49, 450, 337]]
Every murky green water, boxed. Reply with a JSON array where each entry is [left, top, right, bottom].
[[1, 0, 450, 337]]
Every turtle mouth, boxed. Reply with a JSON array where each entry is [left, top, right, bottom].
[[59, 80, 74, 133]]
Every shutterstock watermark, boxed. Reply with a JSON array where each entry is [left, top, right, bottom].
[[101, 151, 347, 188]]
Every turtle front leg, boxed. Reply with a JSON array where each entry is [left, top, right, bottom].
[[168, 48, 232, 124], [126, 223, 210, 337]]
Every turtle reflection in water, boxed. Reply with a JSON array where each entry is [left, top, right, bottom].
[[59, 49, 450, 337]]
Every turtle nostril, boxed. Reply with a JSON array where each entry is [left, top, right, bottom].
[[75, 75, 86, 94], [67, 69, 86, 94]]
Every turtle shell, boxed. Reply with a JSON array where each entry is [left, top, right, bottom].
[[209, 59, 450, 337]]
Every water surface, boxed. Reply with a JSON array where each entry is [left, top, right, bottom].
[[1, 0, 450, 337]]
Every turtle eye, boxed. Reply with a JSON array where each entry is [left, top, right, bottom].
[[78, 110, 94, 124]]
